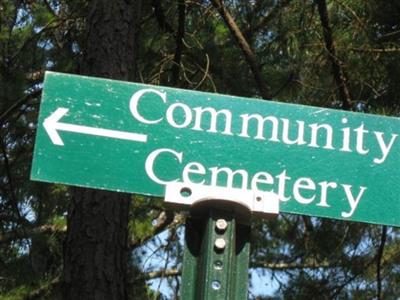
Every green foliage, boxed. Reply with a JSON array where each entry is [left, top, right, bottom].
[[1, 0, 400, 298], [130, 195, 159, 241], [0, 285, 31, 300]]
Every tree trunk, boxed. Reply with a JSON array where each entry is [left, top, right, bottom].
[[63, 1, 141, 299]]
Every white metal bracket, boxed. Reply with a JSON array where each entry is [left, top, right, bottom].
[[165, 182, 279, 220]]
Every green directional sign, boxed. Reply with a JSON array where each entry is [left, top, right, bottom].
[[31, 71, 400, 226]]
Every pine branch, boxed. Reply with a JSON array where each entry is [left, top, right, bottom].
[[251, 260, 337, 270], [334, 0, 366, 32], [0, 224, 66, 244], [171, 0, 186, 85], [130, 212, 185, 249], [210, 0, 270, 99], [43, 0, 59, 18], [24, 276, 61, 300], [134, 269, 181, 282], [246, 0, 292, 38], [10, 17, 74, 64], [0, 88, 41, 125], [301, 42, 400, 54], [329, 255, 376, 298], [316, 0, 352, 110], [348, 47, 400, 53]]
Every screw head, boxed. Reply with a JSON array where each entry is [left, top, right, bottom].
[[215, 238, 226, 250], [215, 219, 228, 232]]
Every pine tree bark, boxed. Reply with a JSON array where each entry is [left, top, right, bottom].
[[63, 1, 141, 299]]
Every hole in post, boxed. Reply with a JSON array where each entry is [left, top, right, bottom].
[[180, 187, 192, 198], [256, 196, 262, 202], [214, 260, 223, 270], [211, 280, 221, 290]]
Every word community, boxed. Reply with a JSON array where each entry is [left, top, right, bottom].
[[131, 89, 398, 165]]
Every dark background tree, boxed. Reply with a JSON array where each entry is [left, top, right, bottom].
[[0, 0, 400, 299], [63, 1, 141, 299]]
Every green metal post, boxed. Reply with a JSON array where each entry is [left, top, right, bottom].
[[181, 209, 250, 299]]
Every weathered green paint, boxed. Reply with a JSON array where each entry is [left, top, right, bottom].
[[32, 72, 400, 226], [181, 211, 250, 300]]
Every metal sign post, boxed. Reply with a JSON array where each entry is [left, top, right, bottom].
[[181, 211, 250, 299], [165, 183, 279, 299]]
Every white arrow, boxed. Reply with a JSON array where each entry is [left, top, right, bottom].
[[43, 107, 148, 146]]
